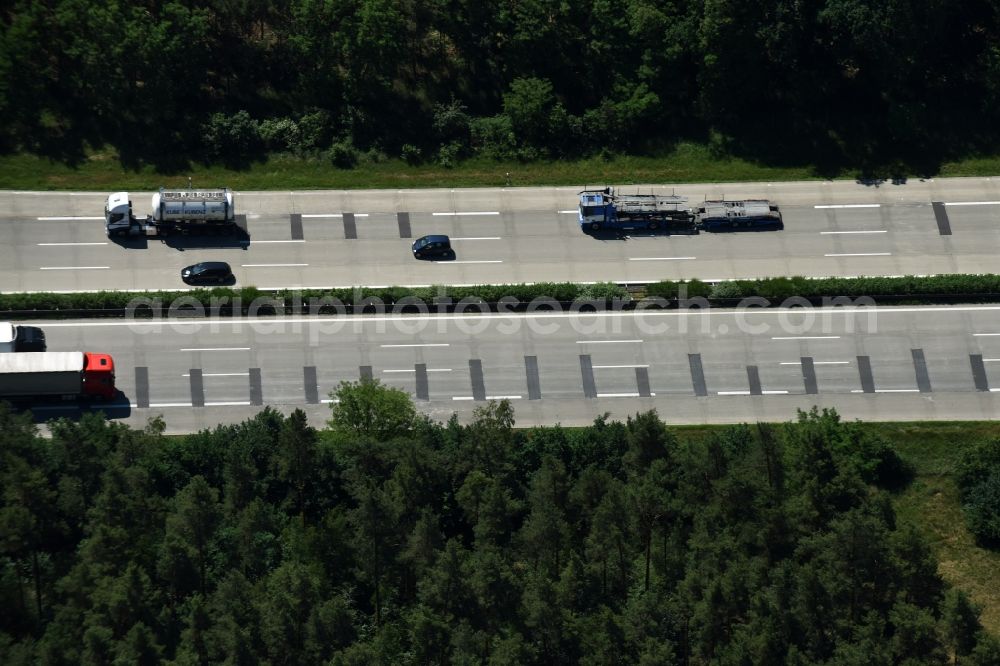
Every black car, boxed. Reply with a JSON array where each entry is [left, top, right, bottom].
[[181, 261, 234, 285], [411, 234, 453, 259], [14, 325, 46, 352]]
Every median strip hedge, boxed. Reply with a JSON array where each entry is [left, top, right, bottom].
[[4, 274, 1000, 318]]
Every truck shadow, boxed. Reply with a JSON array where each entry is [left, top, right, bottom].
[[583, 228, 701, 241], [700, 222, 785, 233], [111, 228, 251, 251], [13, 394, 133, 423]]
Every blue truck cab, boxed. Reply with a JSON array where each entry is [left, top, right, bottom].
[[578, 187, 693, 232]]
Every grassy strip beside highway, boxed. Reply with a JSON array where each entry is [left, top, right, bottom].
[[5, 274, 1000, 317], [4, 143, 1000, 190]]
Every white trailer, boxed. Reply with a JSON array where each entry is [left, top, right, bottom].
[[0, 351, 116, 400], [105, 188, 236, 237]]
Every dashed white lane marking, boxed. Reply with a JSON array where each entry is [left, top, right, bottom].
[[596, 392, 657, 398], [824, 252, 892, 257], [247, 240, 306, 244], [814, 204, 881, 209], [380, 343, 450, 348], [37, 216, 104, 220], [771, 336, 841, 340], [576, 339, 643, 344], [438, 260, 503, 264], [180, 347, 251, 352], [240, 263, 308, 267], [182, 373, 249, 377], [450, 237, 501, 240], [973, 333, 1000, 337], [718, 390, 751, 395], [558, 210, 578, 214], [37, 242, 109, 246], [819, 230, 887, 235], [628, 256, 696, 261], [944, 201, 1000, 206], [432, 211, 500, 216], [39, 266, 109, 270], [300, 213, 369, 217]]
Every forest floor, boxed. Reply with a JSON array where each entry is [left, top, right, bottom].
[[672, 422, 1000, 635], [2, 143, 1000, 190]]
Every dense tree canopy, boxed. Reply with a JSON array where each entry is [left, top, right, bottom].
[[1, 394, 998, 664], [1, 0, 998, 171]]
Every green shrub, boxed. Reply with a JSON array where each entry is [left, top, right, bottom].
[[327, 141, 359, 169], [964, 472, 1000, 545]]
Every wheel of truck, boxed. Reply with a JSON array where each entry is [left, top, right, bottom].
[[590, 222, 601, 231], [648, 221, 660, 231]]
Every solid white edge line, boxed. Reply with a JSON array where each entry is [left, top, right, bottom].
[[180, 347, 252, 351], [247, 240, 307, 244], [146, 402, 194, 408], [596, 392, 657, 398], [450, 237, 502, 240], [37, 242, 109, 246], [592, 364, 651, 369], [204, 401, 253, 406], [437, 260, 503, 264], [875, 389, 920, 393], [453, 395, 523, 400], [240, 263, 309, 267], [762, 390, 790, 395], [718, 391, 751, 395], [779, 361, 851, 365]]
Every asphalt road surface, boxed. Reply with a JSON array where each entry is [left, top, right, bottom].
[[17, 304, 1000, 433], [2, 176, 1000, 292]]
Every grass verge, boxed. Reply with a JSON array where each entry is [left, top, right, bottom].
[[8, 142, 999, 191]]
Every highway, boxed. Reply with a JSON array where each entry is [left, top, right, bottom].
[[19, 304, 1000, 432], [2, 176, 1000, 292]]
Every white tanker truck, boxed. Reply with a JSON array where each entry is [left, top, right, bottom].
[[105, 188, 237, 237]]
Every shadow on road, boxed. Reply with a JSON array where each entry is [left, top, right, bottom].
[[8, 393, 134, 423]]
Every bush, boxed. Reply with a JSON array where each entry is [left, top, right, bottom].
[[327, 140, 359, 169], [401, 144, 422, 165], [296, 109, 335, 153], [432, 99, 471, 149], [258, 118, 300, 153], [470, 115, 517, 160], [964, 471, 1000, 545], [201, 110, 261, 163], [437, 142, 461, 169]]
